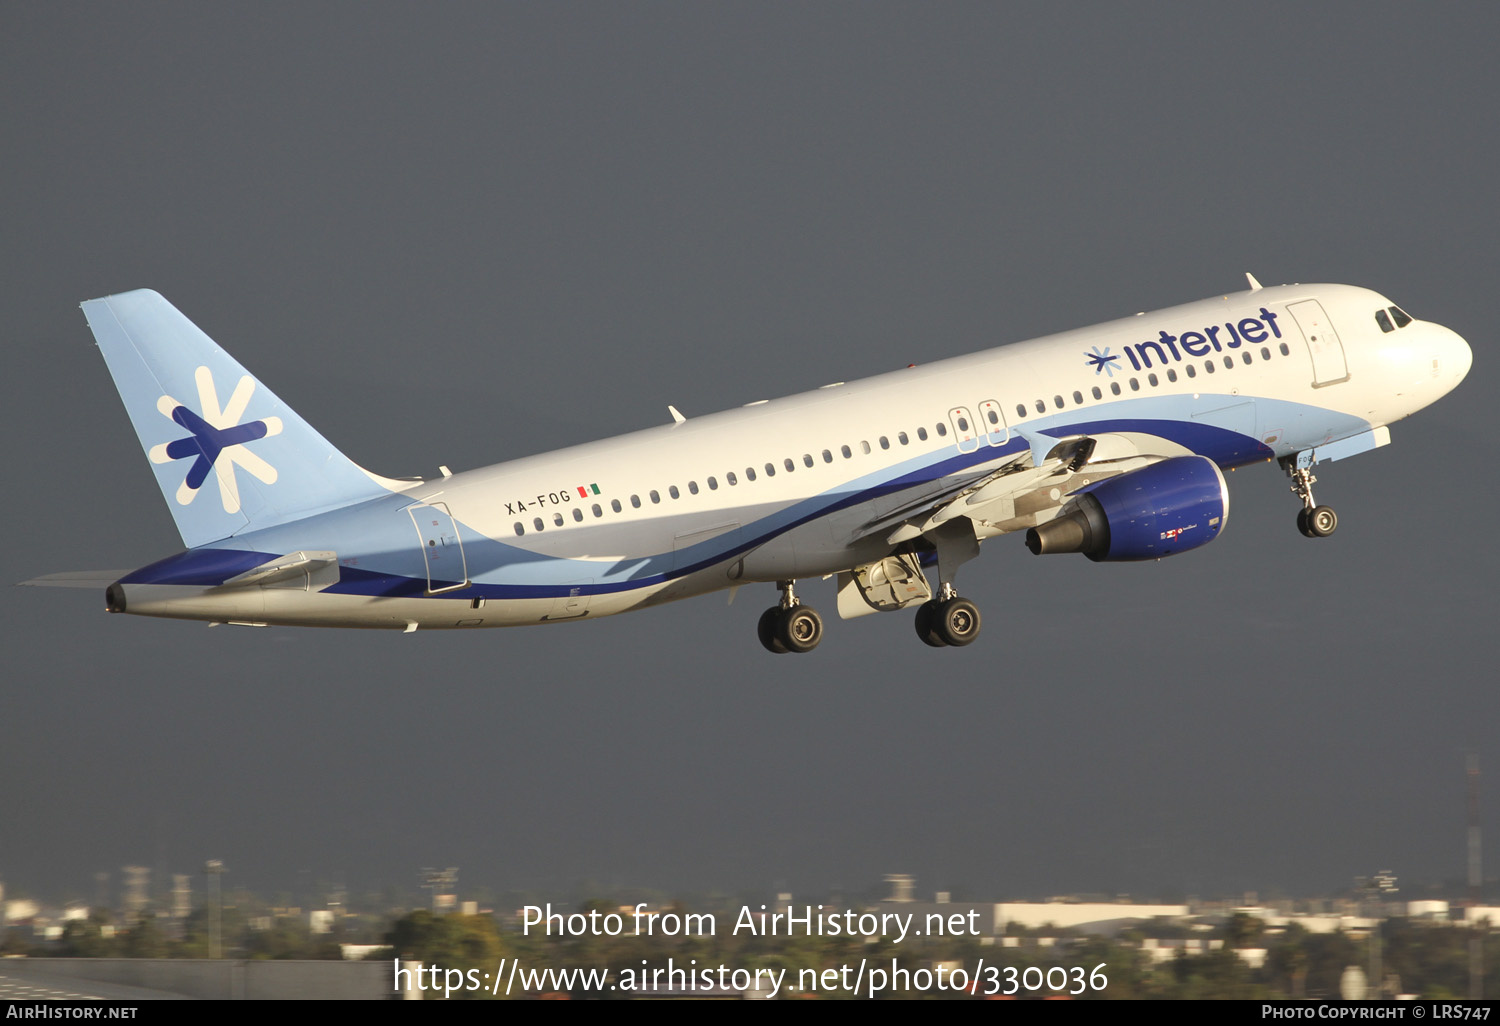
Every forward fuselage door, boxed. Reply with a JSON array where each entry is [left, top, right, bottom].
[[408, 502, 470, 594], [1288, 299, 1350, 387]]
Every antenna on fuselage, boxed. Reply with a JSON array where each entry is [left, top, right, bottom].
[[1245, 272, 1264, 292]]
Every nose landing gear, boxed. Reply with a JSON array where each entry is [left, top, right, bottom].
[[1285, 457, 1337, 538]]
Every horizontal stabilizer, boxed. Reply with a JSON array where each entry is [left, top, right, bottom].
[[18, 570, 133, 588]]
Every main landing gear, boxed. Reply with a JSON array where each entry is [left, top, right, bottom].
[[1285, 459, 1338, 539], [757, 580, 824, 654], [913, 584, 982, 648]]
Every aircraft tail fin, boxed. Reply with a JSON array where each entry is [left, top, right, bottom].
[[81, 289, 410, 548]]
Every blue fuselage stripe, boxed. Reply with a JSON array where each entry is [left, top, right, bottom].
[[119, 403, 1337, 598]]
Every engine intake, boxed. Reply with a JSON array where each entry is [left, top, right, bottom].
[[1025, 455, 1230, 561]]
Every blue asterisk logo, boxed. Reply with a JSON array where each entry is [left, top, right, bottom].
[[148, 367, 283, 513], [163, 406, 270, 493], [1085, 346, 1119, 377]]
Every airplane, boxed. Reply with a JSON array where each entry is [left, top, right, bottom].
[[22, 276, 1471, 652]]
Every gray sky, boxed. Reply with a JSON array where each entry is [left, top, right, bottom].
[[3, 2, 1495, 907]]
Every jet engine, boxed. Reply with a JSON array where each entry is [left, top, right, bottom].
[[1025, 455, 1229, 561]]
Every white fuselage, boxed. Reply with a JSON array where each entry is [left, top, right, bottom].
[[108, 283, 1471, 630]]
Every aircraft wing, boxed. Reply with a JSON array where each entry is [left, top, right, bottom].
[[850, 430, 1193, 547]]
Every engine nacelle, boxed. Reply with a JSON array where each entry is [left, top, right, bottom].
[[1025, 455, 1229, 562]]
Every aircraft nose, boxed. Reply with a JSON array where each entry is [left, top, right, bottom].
[[1445, 325, 1473, 385]]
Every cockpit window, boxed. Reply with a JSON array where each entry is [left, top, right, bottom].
[[1375, 309, 1394, 333], [1390, 305, 1413, 329]]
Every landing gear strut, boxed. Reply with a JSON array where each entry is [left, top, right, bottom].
[[913, 583, 982, 648], [757, 580, 823, 654], [909, 521, 984, 649], [1284, 458, 1338, 539]]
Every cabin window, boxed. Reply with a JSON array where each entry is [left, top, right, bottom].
[[1091, 386, 1102, 400], [956, 416, 969, 431], [727, 472, 738, 485], [1111, 381, 1121, 395], [746, 467, 757, 481], [1223, 356, 1234, 369], [822, 449, 833, 463], [1034, 399, 1045, 414], [534, 517, 545, 531], [1129, 378, 1140, 391], [1148, 374, 1158, 387], [707, 477, 718, 490], [803, 453, 814, 467], [1185, 364, 1196, 379], [1016, 404, 1027, 418], [898, 431, 909, 445], [554, 512, 565, 526], [572, 507, 583, 522], [1053, 395, 1064, 409], [1073, 390, 1083, 404], [514, 522, 524, 536], [1280, 342, 1290, 355], [784, 458, 795, 472], [1166, 369, 1178, 383], [936, 422, 948, 436], [860, 440, 871, 454], [879, 436, 890, 450], [986, 409, 999, 425], [841, 445, 852, 459], [1241, 352, 1252, 365], [650, 489, 661, 503], [612, 498, 623, 512], [764, 463, 776, 476], [918, 426, 929, 440], [631, 494, 642, 507], [1204, 361, 1216, 374], [592, 503, 603, 517], [1261, 347, 1271, 361], [668, 485, 680, 499]]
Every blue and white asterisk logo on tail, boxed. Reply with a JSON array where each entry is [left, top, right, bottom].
[[148, 366, 283, 513]]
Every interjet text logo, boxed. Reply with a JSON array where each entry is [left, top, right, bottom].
[[148, 366, 283, 513]]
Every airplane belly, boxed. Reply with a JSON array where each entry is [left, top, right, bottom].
[[736, 516, 867, 582]]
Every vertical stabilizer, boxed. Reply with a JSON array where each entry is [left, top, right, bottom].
[[82, 289, 404, 547]]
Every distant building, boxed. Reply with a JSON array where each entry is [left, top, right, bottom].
[[870, 894, 1189, 937], [1407, 900, 1450, 919], [1140, 937, 1224, 962], [1462, 905, 1500, 927], [990, 902, 1190, 935], [5, 899, 39, 922]]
